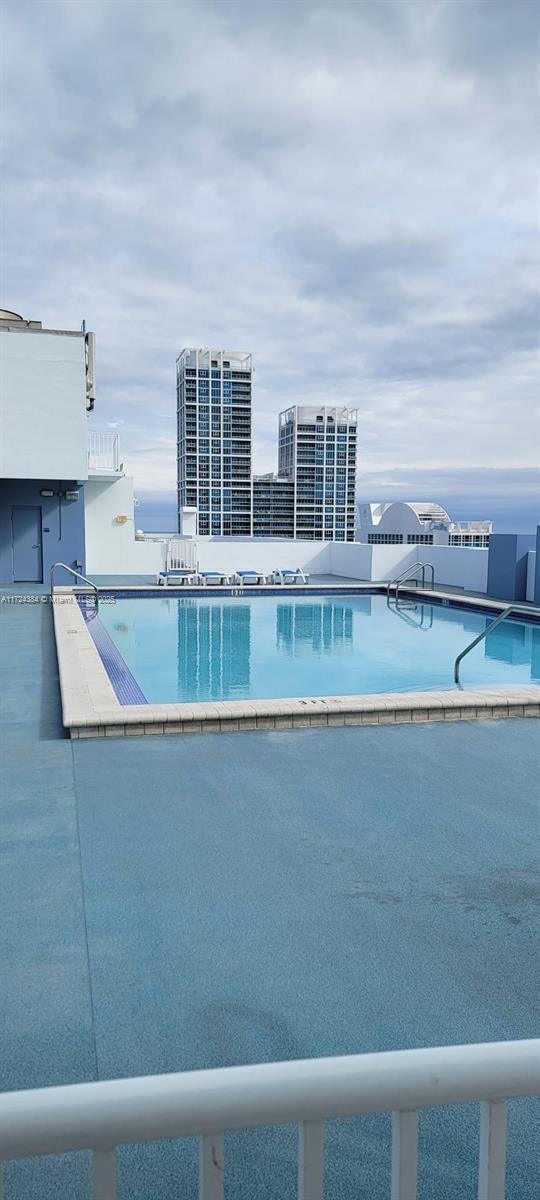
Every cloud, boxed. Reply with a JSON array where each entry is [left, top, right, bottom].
[[1, 0, 537, 492]]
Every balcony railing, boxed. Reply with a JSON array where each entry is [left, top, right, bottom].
[[87, 431, 121, 474], [0, 1039, 537, 1199], [449, 521, 493, 535]]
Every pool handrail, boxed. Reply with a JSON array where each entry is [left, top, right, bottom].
[[454, 602, 540, 684], [50, 563, 99, 611], [387, 562, 435, 603]]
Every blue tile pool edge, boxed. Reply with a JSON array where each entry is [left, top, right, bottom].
[[78, 600, 148, 705]]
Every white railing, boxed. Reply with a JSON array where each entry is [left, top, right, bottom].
[[449, 521, 493, 535], [87, 431, 120, 473], [0, 1040, 538, 1199]]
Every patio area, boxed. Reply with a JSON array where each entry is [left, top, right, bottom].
[[1, 596, 538, 1198]]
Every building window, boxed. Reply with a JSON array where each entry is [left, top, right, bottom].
[[449, 535, 490, 548], [367, 533, 404, 544], [407, 533, 434, 544]]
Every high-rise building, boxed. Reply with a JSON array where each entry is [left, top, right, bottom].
[[252, 473, 294, 538], [278, 405, 357, 541], [177, 349, 253, 536]]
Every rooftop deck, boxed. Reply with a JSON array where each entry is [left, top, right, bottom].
[[1, 593, 539, 1198]]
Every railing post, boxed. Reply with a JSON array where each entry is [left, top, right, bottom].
[[391, 1111, 418, 1200], [298, 1120, 324, 1200], [478, 1101, 507, 1200], [199, 1132, 224, 1200], [93, 1148, 117, 1199]]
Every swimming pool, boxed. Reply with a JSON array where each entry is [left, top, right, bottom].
[[90, 591, 540, 705]]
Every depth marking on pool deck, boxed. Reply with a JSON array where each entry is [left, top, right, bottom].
[[53, 594, 540, 738]]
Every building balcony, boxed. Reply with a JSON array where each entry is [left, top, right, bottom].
[[87, 431, 123, 478], [449, 521, 493, 535]]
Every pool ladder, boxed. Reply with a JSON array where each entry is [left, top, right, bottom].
[[386, 561, 435, 605], [50, 563, 100, 613]]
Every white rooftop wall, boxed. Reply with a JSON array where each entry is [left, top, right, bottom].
[[196, 538, 332, 575], [85, 476, 164, 575], [83, 515, 489, 592], [330, 541, 488, 591], [0, 329, 88, 480]]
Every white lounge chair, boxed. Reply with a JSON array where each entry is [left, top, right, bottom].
[[272, 567, 310, 584], [198, 570, 233, 586], [233, 569, 270, 585], [158, 571, 198, 587]]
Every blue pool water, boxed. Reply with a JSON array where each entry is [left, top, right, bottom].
[[94, 592, 540, 704]]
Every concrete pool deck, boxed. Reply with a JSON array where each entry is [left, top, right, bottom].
[[52, 588, 540, 738], [1, 593, 539, 1199]]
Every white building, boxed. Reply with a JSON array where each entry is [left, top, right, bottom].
[[0, 309, 94, 584], [176, 348, 253, 537], [278, 405, 357, 541], [356, 501, 492, 548], [0, 309, 164, 584], [252, 473, 295, 538]]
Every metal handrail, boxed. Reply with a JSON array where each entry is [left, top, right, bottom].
[[386, 560, 424, 600], [396, 561, 434, 600], [454, 603, 540, 684], [50, 563, 99, 610], [387, 561, 435, 603]]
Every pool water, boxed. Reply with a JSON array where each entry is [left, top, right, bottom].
[[94, 592, 540, 704]]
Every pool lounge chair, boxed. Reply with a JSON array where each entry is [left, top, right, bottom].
[[198, 570, 234, 586], [158, 570, 198, 587], [233, 569, 270, 585], [272, 567, 310, 584]]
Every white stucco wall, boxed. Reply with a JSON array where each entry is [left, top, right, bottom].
[[417, 545, 488, 592], [328, 542, 373, 579], [0, 329, 88, 480], [332, 542, 488, 591], [85, 476, 164, 575], [369, 545, 417, 581], [83, 500, 490, 592], [196, 538, 333, 574]]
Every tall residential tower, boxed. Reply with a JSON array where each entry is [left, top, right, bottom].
[[177, 348, 253, 536], [278, 405, 357, 541]]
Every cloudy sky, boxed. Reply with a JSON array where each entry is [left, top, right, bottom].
[[2, 0, 538, 521]]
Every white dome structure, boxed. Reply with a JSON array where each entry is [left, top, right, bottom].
[[356, 501, 491, 547]]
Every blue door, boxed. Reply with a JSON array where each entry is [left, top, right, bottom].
[[11, 506, 43, 582]]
